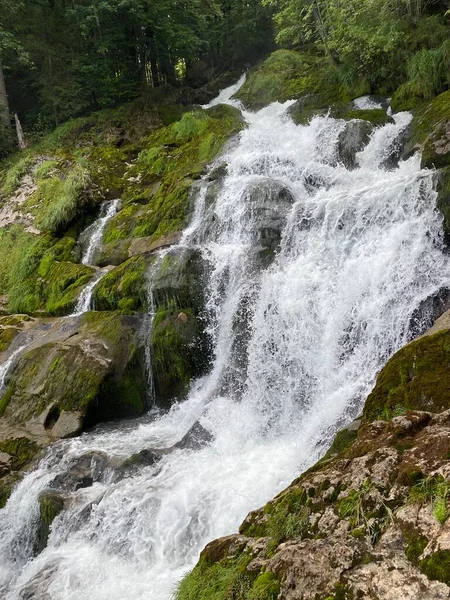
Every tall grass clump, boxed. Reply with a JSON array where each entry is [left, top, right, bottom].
[[35, 164, 91, 233], [392, 39, 450, 108]]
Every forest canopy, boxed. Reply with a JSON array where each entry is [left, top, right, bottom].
[[0, 0, 449, 153]]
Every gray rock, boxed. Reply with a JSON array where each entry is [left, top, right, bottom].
[[337, 120, 373, 169]]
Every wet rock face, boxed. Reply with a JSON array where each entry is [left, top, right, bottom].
[[150, 308, 211, 406], [245, 180, 295, 252], [150, 248, 207, 314], [336, 120, 373, 169], [408, 287, 450, 339]]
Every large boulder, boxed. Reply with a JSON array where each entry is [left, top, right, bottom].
[[0, 311, 146, 437], [363, 327, 450, 422]]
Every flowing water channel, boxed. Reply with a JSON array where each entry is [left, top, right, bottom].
[[1, 80, 450, 600]]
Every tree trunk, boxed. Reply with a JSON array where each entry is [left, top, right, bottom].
[[0, 60, 11, 128], [15, 113, 27, 150]]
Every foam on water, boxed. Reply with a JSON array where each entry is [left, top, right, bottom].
[[1, 86, 450, 600]]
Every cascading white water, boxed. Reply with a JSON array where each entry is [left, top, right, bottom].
[[80, 200, 120, 266], [71, 268, 108, 316], [71, 199, 120, 316], [0, 344, 28, 389], [1, 81, 450, 600]]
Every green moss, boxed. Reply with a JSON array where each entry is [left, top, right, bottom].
[[124, 106, 243, 243], [406, 534, 428, 563], [0, 326, 19, 352], [93, 255, 150, 313], [340, 109, 390, 126], [236, 50, 367, 111], [0, 225, 93, 316], [36, 492, 64, 553], [250, 572, 280, 600], [3, 312, 144, 426], [151, 307, 209, 405], [402, 90, 450, 169], [0, 383, 15, 416], [363, 329, 450, 422], [420, 550, 450, 585], [323, 428, 358, 460], [0, 437, 39, 471], [103, 203, 143, 244]]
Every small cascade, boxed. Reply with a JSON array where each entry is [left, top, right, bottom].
[[1, 77, 450, 600], [71, 268, 107, 316], [71, 199, 120, 317], [0, 344, 28, 389], [80, 199, 120, 266]]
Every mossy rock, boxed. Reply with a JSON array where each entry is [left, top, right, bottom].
[[151, 249, 206, 314], [402, 91, 450, 169], [93, 255, 153, 313], [420, 550, 450, 586], [436, 166, 450, 246], [363, 329, 450, 422], [0, 312, 146, 430], [235, 50, 368, 111], [0, 226, 94, 316], [35, 491, 65, 553], [151, 308, 211, 406], [0, 437, 39, 471]]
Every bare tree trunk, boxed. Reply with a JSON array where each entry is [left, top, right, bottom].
[[0, 60, 11, 128], [14, 113, 27, 150]]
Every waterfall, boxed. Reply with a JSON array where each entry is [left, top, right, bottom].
[[71, 199, 120, 316], [80, 200, 120, 266], [1, 81, 450, 600], [0, 344, 28, 389], [71, 268, 108, 317]]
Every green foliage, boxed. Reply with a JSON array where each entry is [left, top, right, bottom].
[[35, 164, 91, 233], [1, 0, 272, 130], [0, 123, 16, 159], [175, 554, 280, 600], [409, 476, 450, 524], [339, 480, 393, 542], [392, 40, 450, 109], [176, 555, 253, 600]]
